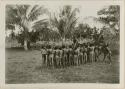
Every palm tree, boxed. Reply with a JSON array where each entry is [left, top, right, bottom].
[[6, 5, 48, 50], [49, 5, 79, 42]]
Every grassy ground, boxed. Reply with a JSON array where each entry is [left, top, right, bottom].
[[5, 47, 119, 84]]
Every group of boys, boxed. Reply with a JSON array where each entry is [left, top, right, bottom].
[[40, 42, 106, 68]]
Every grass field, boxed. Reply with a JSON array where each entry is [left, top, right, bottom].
[[5, 47, 119, 84]]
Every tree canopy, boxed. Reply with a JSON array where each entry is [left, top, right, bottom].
[[97, 5, 120, 35], [6, 5, 48, 50]]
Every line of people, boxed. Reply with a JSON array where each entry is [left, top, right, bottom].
[[40, 42, 111, 68]]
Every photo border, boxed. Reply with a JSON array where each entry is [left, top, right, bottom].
[[0, 0, 124, 89]]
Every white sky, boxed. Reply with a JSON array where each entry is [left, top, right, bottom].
[[45, 5, 106, 20]]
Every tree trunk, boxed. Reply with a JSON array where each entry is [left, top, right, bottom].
[[24, 39, 28, 51], [27, 41, 31, 49]]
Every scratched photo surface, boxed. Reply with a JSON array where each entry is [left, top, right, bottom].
[[5, 4, 120, 84]]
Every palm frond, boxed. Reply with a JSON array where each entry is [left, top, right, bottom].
[[32, 19, 48, 31], [27, 5, 48, 21]]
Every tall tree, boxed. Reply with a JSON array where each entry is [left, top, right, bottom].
[[6, 5, 48, 50], [49, 5, 79, 41]]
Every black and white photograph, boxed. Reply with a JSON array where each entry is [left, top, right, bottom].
[[0, 0, 124, 88]]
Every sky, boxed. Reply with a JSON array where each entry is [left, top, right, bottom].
[[37, 4, 107, 25], [44, 4, 106, 20]]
